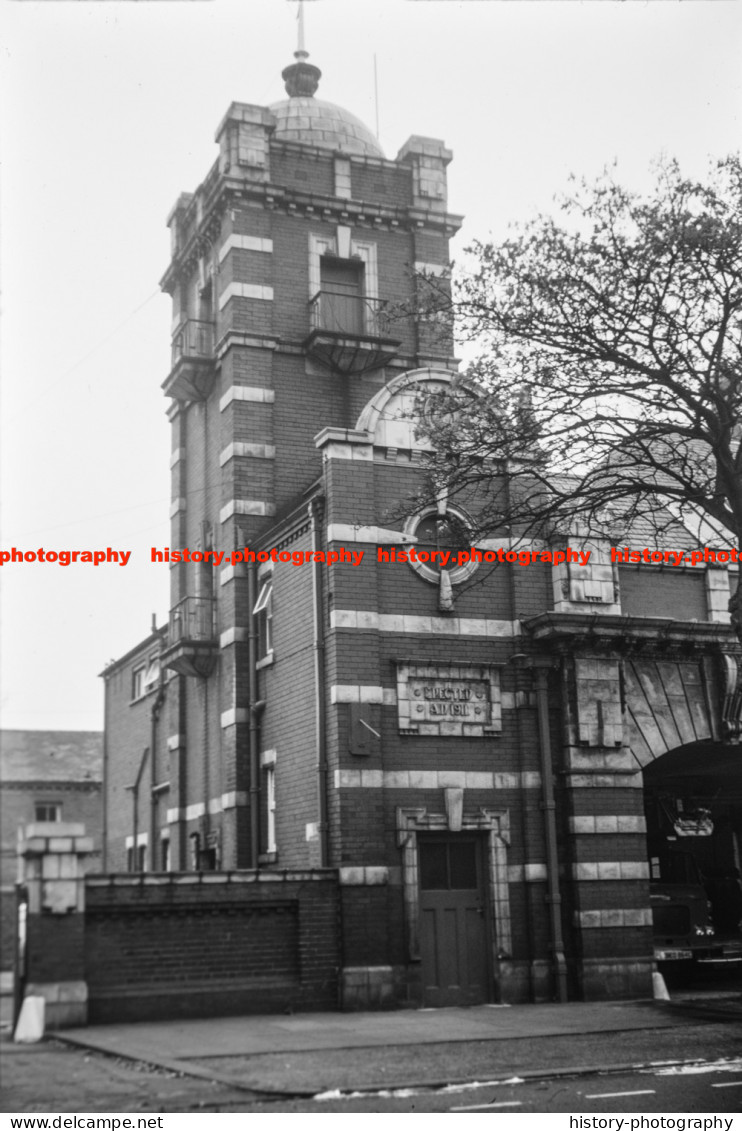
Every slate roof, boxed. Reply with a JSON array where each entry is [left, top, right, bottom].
[[547, 473, 701, 550], [0, 730, 103, 784]]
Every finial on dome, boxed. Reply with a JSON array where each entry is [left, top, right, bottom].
[[283, 0, 321, 97]]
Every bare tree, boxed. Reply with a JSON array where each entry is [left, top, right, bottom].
[[414, 157, 742, 628]]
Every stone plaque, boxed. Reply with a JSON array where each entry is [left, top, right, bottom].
[[397, 663, 501, 737]]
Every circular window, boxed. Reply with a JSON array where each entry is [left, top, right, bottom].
[[402, 507, 479, 587]]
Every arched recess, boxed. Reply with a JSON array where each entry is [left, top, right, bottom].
[[355, 366, 462, 451], [643, 740, 742, 935], [623, 657, 717, 769]]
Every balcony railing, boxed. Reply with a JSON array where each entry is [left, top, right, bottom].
[[308, 290, 391, 338], [168, 596, 216, 645], [171, 319, 214, 367]]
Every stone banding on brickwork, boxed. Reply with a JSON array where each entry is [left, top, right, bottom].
[[219, 500, 276, 523], [338, 867, 390, 886], [575, 908, 652, 928], [330, 684, 393, 704], [219, 442, 276, 466], [569, 815, 647, 834], [165, 791, 248, 824], [334, 770, 542, 790], [572, 861, 650, 880], [219, 386, 275, 411], [218, 282, 274, 309], [220, 708, 249, 728], [218, 235, 273, 261], [219, 627, 249, 647], [330, 610, 519, 636], [569, 774, 643, 788]]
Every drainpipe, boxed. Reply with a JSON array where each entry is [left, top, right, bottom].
[[149, 667, 166, 871], [247, 563, 261, 869], [531, 659, 568, 1002], [309, 497, 329, 866], [126, 746, 150, 872], [102, 681, 109, 872], [177, 676, 187, 869]]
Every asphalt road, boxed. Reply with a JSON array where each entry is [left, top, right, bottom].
[[198, 1056, 742, 1112], [3, 1020, 742, 1114], [446, 1060, 742, 1115]]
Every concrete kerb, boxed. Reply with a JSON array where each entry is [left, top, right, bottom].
[[54, 1033, 315, 1100], [51, 1032, 723, 1101], [49, 997, 733, 1100]]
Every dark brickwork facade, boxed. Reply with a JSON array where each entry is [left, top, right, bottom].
[[97, 54, 742, 1018]]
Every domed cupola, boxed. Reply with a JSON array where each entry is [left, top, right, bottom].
[[270, 43, 384, 159]]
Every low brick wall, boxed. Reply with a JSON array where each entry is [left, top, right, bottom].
[[84, 871, 340, 1023]]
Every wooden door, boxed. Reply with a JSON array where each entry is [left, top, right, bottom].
[[418, 835, 490, 1007]]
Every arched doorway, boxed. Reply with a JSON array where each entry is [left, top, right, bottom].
[[643, 742, 742, 980]]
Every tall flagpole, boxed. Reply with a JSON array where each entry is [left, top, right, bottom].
[[297, 0, 307, 59]]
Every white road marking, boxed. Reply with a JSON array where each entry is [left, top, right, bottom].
[[443, 1077, 524, 1093], [451, 1101, 523, 1111], [711, 1081, 742, 1089], [585, 1089, 656, 1099], [654, 1058, 742, 1076]]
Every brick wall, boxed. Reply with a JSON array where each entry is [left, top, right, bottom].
[[84, 871, 340, 1022], [102, 633, 169, 873], [619, 566, 708, 619], [259, 526, 320, 868]]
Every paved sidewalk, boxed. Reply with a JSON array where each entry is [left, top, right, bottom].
[[5, 995, 740, 1104], [48, 996, 742, 1096], [58, 999, 683, 1064]]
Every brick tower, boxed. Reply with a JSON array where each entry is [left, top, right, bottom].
[[157, 42, 461, 882], [104, 32, 740, 1017]]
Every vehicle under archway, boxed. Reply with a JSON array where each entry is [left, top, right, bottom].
[[643, 742, 742, 984]]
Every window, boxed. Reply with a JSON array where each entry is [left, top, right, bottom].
[[160, 836, 170, 872], [137, 844, 147, 872], [265, 765, 277, 855], [35, 803, 61, 823], [143, 653, 160, 694], [403, 506, 479, 588], [419, 837, 480, 891], [132, 665, 145, 700], [253, 578, 273, 659], [319, 257, 364, 335], [415, 512, 470, 559]]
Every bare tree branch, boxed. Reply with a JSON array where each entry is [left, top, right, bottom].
[[410, 156, 742, 633]]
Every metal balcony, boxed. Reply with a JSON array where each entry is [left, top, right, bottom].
[[162, 319, 216, 402], [303, 290, 400, 376], [162, 596, 218, 678]]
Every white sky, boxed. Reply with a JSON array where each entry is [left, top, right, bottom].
[[1, 0, 740, 733]]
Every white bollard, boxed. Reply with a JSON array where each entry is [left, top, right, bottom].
[[13, 995, 45, 1043], [652, 970, 670, 1001]]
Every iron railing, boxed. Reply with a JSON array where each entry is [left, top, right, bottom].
[[308, 290, 391, 338], [168, 596, 216, 644], [171, 319, 214, 367]]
